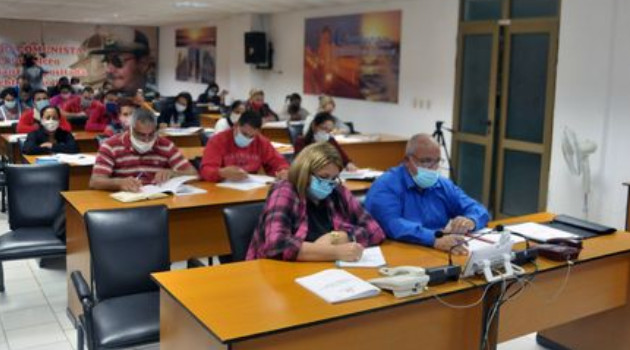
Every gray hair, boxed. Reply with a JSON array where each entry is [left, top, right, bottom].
[[132, 108, 157, 127], [405, 133, 439, 156]]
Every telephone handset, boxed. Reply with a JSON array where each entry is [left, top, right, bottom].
[[368, 266, 430, 298]]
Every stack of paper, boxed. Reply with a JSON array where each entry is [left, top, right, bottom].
[[216, 174, 275, 191], [339, 169, 384, 181], [505, 222, 579, 242], [336, 246, 386, 268], [36, 154, 96, 166], [161, 127, 202, 136], [295, 269, 380, 304]]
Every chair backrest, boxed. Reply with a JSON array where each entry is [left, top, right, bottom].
[[85, 206, 170, 300], [344, 121, 357, 134], [223, 202, 264, 262], [7, 164, 69, 230], [288, 124, 304, 145]]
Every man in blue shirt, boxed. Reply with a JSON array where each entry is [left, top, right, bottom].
[[365, 134, 489, 255]]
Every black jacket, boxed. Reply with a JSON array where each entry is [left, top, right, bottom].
[[158, 104, 200, 128], [23, 127, 79, 155]]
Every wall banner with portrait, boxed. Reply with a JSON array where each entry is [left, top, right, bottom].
[[0, 19, 158, 95], [175, 27, 217, 84], [304, 10, 402, 103]]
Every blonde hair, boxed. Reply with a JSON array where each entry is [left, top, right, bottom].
[[289, 142, 343, 197], [318, 95, 335, 112], [249, 88, 264, 99]]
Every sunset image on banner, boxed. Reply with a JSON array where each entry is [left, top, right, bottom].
[[304, 10, 401, 103]]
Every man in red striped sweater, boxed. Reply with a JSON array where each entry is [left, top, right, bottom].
[[200, 111, 289, 182], [89, 108, 198, 192]]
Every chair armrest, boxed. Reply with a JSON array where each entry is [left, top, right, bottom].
[[71, 270, 92, 302]]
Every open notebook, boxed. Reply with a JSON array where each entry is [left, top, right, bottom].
[[295, 269, 380, 304], [110, 175, 205, 202], [336, 246, 386, 268]]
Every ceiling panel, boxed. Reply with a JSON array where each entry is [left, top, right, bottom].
[[0, 0, 386, 26]]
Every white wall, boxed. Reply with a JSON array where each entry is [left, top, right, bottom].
[[548, 0, 630, 228], [157, 0, 630, 228], [256, 0, 459, 138]]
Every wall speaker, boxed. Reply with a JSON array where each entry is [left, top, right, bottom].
[[245, 32, 267, 64]]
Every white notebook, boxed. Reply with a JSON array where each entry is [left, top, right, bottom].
[[505, 222, 578, 242], [295, 269, 380, 304], [339, 169, 384, 181], [336, 246, 386, 268]]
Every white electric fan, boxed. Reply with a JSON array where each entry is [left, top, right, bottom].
[[561, 127, 597, 219]]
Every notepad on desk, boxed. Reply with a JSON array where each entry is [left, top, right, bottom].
[[216, 174, 275, 191], [505, 222, 578, 242], [336, 246, 386, 268], [110, 175, 204, 202], [295, 269, 380, 304], [161, 127, 202, 136]]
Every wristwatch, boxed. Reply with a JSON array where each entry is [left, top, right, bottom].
[[330, 231, 341, 244]]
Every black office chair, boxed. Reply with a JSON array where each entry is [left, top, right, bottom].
[[71, 205, 169, 350], [222, 202, 264, 262], [344, 121, 357, 134], [288, 123, 304, 146], [0, 163, 69, 292]]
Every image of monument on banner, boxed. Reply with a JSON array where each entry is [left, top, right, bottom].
[[175, 27, 217, 84], [0, 20, 157, 95], [304, 10, 401, 103]]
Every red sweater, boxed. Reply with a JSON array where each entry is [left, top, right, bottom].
[[17, 108, 72, 134], [62, 96, 109, 132], [200, 129, 289, 182]]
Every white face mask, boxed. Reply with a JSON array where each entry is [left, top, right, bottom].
[[314, 131, 330, 143], [230, 113, 241, 123], [42, 119, 59, 132], [130, 129, 156, 154], [175, 103, 187, 113], [4, 100, 16, 109]]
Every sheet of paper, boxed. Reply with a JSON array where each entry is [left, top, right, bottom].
[[8, 134, 27, 143], [339, 169, 384, 180], [0, 120, 18, 127], [173, 185, 207, 196], [295, 269, 380, 304], [336, 246, 386, 268], [162, 127, 202, 136], [505, 222, 578, 242], [263, 120, 288, 128]]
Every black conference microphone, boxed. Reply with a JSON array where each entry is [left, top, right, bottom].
[[425, 231, 463, 286], [504, 225, 539, 265]]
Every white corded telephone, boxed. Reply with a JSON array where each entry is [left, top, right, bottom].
[[368, 266, 430, 298]]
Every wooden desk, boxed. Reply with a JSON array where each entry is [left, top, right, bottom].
[[200, 114, 222, 128], [261, 125, 291, 144], [154, 241, 485, 350], [154, 213, 630, 350], [22, 148, 206, 191], [64, 180, 372, 320], [0, 133, 22, 163], [335, 134, 407, 170]]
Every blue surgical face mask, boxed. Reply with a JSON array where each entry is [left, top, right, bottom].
[[4, 100, 16, 109], [412, 167, 440, 189], [35, 99, 50, 112], [234, 130, 254, 148], [308, 175, 337, 200]]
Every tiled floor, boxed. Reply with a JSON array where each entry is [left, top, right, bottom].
[[0, 211, 546, 350]]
